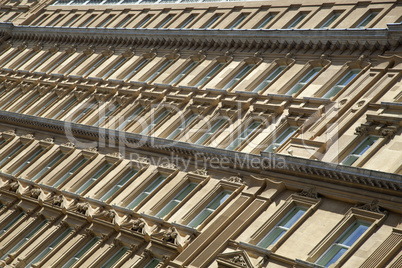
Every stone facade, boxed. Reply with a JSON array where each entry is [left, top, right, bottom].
[[0, 0, 400, 267]]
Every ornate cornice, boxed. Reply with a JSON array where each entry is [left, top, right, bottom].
[[0, 110, 400, 193], [0, 23, 400, 52]]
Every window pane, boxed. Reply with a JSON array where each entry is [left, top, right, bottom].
[[156, 182, 197, 218], [195, 117, 228, 145], [127, 175, 167, 209], [100, 169, 138, 201], [101, 247, 128, 268]]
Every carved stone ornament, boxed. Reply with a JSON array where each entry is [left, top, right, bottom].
[[131, 218, 146, 233], [189, 168, 208, 176], [61, 142, 75, 148], [136, 156, 150, 164], [8, 181, 19, 192], [20, 82, 33, 94], [356, 200, 383, 213], [94, 93, 108, 103], [230, 255, 247, 267], [222, 176, 244, 184], [355, 126, 369, 136], [3, 129, 15, 135], [84, 147, 98, 153], [116, 95, 129, 106], [94, 209, 116, 223], [160, 162, 177, 169], [52, 194, 64, 207], [142, 248, 153, 258], [55, 87, 69, 99], [298, 187, 319, 199], [21, 133, 34, 139], [73, 90, 87, 102], [162, 227, 178, 244], [106, 152, 122, 159], [30, 188, 42, 199], [38, 85, 50, 96], [41, 137, 54, 143], [381, 127, 396, 138], [76, 202, 90, 215]]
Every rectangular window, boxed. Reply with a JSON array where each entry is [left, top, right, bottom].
[[102, 57, 128, 79], [16, 92, 39, 113], [167, 113, 198, 140], [47, 53, 73, 73], [13, 50, 39, 70], [226, 121, 262, 151], [123, 58, 150, 81], [319, 12, 341, 29], [115, 15, 131, 28], [140, 110, 170, 135], [195, 117, 228, 145], [31, 153, 65, 181], [316, 221, 370, 267], [195, 62, 225, 87], [72, 100, 98, 123], [33, 94, 58, 116], [98, 15, 113, 27], [253, 65, 286, 92], [156, 182, 197, 218], [169, 61, 199, 85], [53, 158, 88, 187], [257, 14, 276, 29], [180, 15, 196, 29], [0, 91, 22, 110], [100, 169, 138, 201], [0, 143, 24, 166], [76, 163, 113, 194], [61, 236, 99, 268], [137, 15, 151, 28], [82, 56, 108, 77], [188, 190, 232, 228], [64, 55, 89, 75], [27, 228, 72, 267], [0, 212, 26, 235], [11, 148, 44, 175], [48, 14, 64, 27], [1, 219, 48, 260], [286, 67, 322, 95], [63, 15, 80, 27], [341, 136, 378, 166], [127, 175, 167, 209], [29, 52, 55, 72], [222, 64, 255, 90], [158, 15, 174, 28], [145, 60, 173, 82], [116, 106, 144, 131], [0, 49, 24, 68], [257, 206, 307, 248], [322, 69, 360, 98], [101, 246, 128, 268], [52, 97, 76, 119], [265, 126, 297, 153], [93, 103, 121, 127], [287, 13, 307, 29], [204, 15, 221, 29], [144, 258, 160, 268], [79, 15, 96, 27], [229, 14, 247, 29], [356, 12, 379, 28]]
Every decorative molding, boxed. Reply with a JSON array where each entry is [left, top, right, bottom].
[[189, 168, 208, 176], [298, 187, 319, 199], [222, 176, 244, 184], [355, 200, 384, 214]]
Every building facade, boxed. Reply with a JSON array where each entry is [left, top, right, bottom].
[[0, 0, 401, 267]]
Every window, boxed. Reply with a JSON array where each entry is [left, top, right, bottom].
[[322, 69, 361, 98], [156, 182, 197, 218], [137, 16, 151, 28], [229, 14, 247, 29], [195, 117, 228, 145], [29, 51, 56, 72], [48, 14, 64, 26], [52, 97, 76, 119], [15, 92, 39, 113], [180, 15, 196, 28], [31, 153, 65, 181], [98, 15, 113, 27], [222, 64, 255, 90], [356, 12, 379, 28], [123, 58, 150, 81], [257, 206, 307, 248], [287, 13, 307, 29], [0, 212, 26, 235], [0, 143, 24, 166], [140, 110, 171, 135], [93, 103, 121, 127], [145, 59, 173, 82], [115, 15, 132, 28], [100, 169, 138, 201], [79, 15, 96, 27], [265, 126, 297, 153], [257, 14, 276, 29], [167, 113, 198, 140], [102, 57, 129, 79], [253, 65, 286, 92], [204, 15, 221, 29], [76, 162, 113, 194], [169, 61, 199, 85], [1, 219, 48, 260], [13, 50, 39, 70], [0, 91, 22, 110], [53, 158, 88, 187], [33, 94, 58, 116], [61, 236, 99, 268], [319, 12, 341, 29], [64, 54, 89, 75], [226, 121, 262, 151], [47, 53, 73, 73], [188, 190, 231, 228], [341, 136, 378, 166], [27, 228, 72, 267], [127, 175, 167, 209], [72, 100, 98, 123], [63, 15, 80, 27], [0, 49, 25, 68], [158, 15, 174, 28], [286, 67, 322, 95], [316, 221, 370, 267], [116, 106, 144, 131], [101, 247, 128, 268], [144, 258, 160, 268], [195, 62, 225, 87], [11, 147, 44, 175], [82, 55, 108, 77]]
